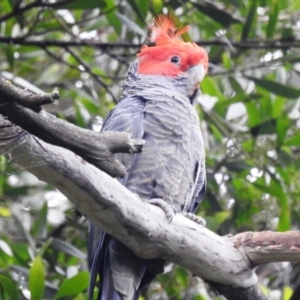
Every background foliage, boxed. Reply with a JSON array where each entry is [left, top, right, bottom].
[[1, 0, 300, 299]]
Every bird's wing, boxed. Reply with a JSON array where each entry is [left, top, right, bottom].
[[102, 95, 146, 185], [187, 157, 206, 213], [88, 95, 146, 300]]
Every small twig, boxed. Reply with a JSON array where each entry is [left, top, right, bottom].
[[0, 0, 73, 23], [48, 9, 131, 70], [0, 77, 58, 111], [21, 8, 46, 39], [0, 36, 299, 50], [41, 45, 79, 70], [210, 52, 300, 76], [0, 78, 144, 177], [40, 46, 125, 86], [233, 231, 300, 264], [64, 46, 118, 102]]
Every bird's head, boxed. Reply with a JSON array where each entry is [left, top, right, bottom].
[[137, 15, 208, 94]]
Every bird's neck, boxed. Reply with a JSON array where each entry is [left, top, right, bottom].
[[121, 60, 198, 104]]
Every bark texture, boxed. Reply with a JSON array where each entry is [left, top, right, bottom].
[[1, 116, 300, 300], [0, 77, 144, 178]]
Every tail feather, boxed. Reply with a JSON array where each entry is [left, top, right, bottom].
[[107, 239, 146, 299], [88, 224, 147, 300], [99, 249, 125, 300]]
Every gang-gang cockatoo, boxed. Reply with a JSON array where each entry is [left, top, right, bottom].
[[88, 14, 208, 300]]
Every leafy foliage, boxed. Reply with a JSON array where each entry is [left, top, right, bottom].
[[1, 0, 300, 299]]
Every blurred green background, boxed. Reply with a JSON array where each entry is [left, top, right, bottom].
[[1, 0, 300, 299]]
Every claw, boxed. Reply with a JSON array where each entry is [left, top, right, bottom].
[[148, 198, 177, 223], [182, 212, 206, 226]]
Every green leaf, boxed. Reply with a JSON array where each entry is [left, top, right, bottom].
[[266, 0, 279, 38], [39, 237, 53, 257], [0, 274, 20, 300], [194, 295, 207, 300], [10, 244, 30, 263], [50, 238, 86, 260], [55, 271, 89, 299], [201, 77, 226, 100], [209, 123, 224, 142], [0, 206, 11, 217], [192, 2, 242, 27], [281, 26, 294, 40], [95, 0, 121, 35], [278, 196, 291, 231], [272, 97, 285, 118], [8, 0, 25, 27], [250, 119, 276, 136], [260, 96, 273, 119], [276, 117, 290, 146], [222, 53, 233, 70], [224, 162, 252, 172], [29, 256, 45, 300], [213, 211, 230, 225], [254, 177, 290, 231], [0, 0, 11, 13], [277, 167, 291, 186], [253, 169, 291, 231], [175, 267, 188, 287], [127, 0, 148, 24], [5, 44, 14, 69], [253, 181, 284, 199], [285, 132, 300, 146], [151, 0, 163, 14], [12, 214, 36, 253], [78, 98, 100, 114], [246, 102, 261, 127], [228, 76, 244, 94], [206, 211, 231, 231], [33, 202, 48, 239], [35, 64, 63, 85], [283, 286, 293, 300], [248, 76, 300, 99], [74, 101, 87, 128], [241, 0, 257, 40]]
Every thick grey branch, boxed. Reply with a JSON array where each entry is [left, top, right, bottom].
[[207, 282, 267, 300], [233, 231, 300, 264], [0, 116, 274, 300], [0, 77, 144, 177]]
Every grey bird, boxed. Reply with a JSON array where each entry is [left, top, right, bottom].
[[88, 14, 208, 300]]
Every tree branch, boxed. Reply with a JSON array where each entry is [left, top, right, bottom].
[[0, 0, 74, 23], [1, 115, 300, 300], [234, 231, 300, 264], [0, 72, 300, 300], [0, 36, 299, 50], [3, 116, 300, 299], [1, 81, 300, 300], [0, 117, 265, 300], [0, 77, 144, 177], [0, 76, 58, 110]]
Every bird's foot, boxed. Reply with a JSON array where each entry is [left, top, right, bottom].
[[182, 212, 206, 226], [148, 198, 177, 223]]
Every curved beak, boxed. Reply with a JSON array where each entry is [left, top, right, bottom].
[[187, 64, 206, 85]]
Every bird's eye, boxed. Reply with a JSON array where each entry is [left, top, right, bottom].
[[170, 56, 180, 64]]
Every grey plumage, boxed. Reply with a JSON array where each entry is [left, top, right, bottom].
[[88, 59, 206, 300]]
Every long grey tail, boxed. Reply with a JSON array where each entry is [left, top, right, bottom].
[[88, 229, 146, 300]]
